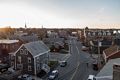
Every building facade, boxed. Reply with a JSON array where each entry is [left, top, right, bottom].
[[11, 41, 50, 75]]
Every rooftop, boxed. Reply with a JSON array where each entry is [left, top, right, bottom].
[[104, 45, 119, 58], [23, 41, 50, 57], [0, 40, 19, 44], [96, 58, 120, 78]]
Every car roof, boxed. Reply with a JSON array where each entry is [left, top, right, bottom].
[[59, 60, 66, 62], [52, 70, 58, 73], [88, 75, 95, 79]]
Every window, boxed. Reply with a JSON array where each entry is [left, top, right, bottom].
[[3, 45, 6, 48], [37, 64, 40, 70], [6, 45, 8, 49], [12, 45, 14, 49], [28, 57, 31, 63], [11, 62, 14, 66], [20, 49, 23, 54], [28, 66, 32, 71], [25, 49, 28, 55], [18, 56, 21, 63], [36, 57, 39, 63], [17, 64, 23, 69], [11, 55, 14, 60]]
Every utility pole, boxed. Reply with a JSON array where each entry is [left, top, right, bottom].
[[98, 40, 101, 70]]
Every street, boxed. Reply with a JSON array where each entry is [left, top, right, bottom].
[[44, 38, 98, 80]]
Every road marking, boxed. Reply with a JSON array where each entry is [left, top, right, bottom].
[[61, 54, 71, 61], [70, 42, 80, 80], [76, 46, 80, 55], [70, 61, 80, 80]]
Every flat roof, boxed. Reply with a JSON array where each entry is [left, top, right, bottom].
[[0, 40, 19, 44], [96, 58, 120, 77]]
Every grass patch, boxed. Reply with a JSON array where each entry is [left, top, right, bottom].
[[48, 61, 58, 68]]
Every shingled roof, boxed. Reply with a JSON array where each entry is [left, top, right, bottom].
[[103, 45, 119, 58], [16, 41, 50, 58]]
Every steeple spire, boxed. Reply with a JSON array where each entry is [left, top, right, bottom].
[[25, 22, 27, 29]]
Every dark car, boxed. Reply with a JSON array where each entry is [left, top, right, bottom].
[[59, 61, 67, 67], [48, 70, 59, 80]]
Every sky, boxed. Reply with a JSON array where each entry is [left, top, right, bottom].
[[0, 0, 120, 28]]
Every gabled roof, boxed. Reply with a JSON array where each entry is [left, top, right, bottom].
[[24, 41, 50, 57], [19, 35, 38, 42], [9, 34, 38, 43], [54, 41, 64, 47], [16, 41, 50, 58], [104, 45, 119, 58]]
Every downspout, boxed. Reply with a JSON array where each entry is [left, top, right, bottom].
[[34, 57, 37, 75]]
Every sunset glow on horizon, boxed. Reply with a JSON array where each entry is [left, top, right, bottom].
[[0, 0, 120, 29]]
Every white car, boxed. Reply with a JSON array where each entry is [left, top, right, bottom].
[[18, 74, 33, 80], [48, 70, 59, 80], [87, 75, 96, 80]]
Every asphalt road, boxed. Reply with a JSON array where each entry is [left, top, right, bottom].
[[71, 38, 98, 80], [47, 38, 98, 80]]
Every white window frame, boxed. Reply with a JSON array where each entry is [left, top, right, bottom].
[[18, 56, 21, 64], [25, 49, 28, 55]]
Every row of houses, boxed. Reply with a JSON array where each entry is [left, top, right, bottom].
[[79, 28, 120, 80], [0, 29, 70, 79], [88, 36, 120, 79]]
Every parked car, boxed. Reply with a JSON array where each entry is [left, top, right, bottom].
[[81, 46, 89, 51], [18, 74, 33, 80], [87, 75, 96, 80], [59, 61, 67, 67], [48, 70, 59, 80]]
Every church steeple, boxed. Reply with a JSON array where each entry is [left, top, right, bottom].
[[25, 22, 27, 29]]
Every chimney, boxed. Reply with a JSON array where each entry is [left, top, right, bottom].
[[113, 64, 120, 80]]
